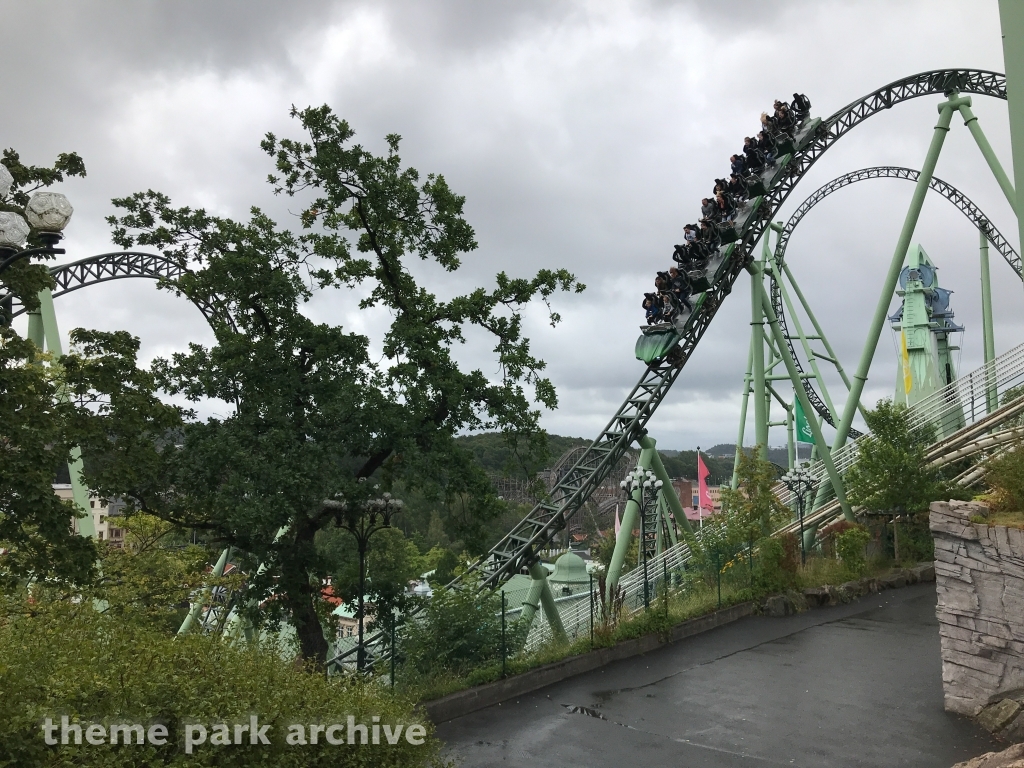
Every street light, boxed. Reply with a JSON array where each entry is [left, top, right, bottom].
[[338, 492, 404, 672], [622, 468, 663, 609], [781, 463, 816, 566], [0, 189, 73, 326]]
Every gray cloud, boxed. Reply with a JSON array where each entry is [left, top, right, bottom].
[[3, 0, 1017, 452]]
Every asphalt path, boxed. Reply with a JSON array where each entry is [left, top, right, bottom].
[[436, 583, 997, 767]]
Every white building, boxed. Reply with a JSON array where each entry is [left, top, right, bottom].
[[53, 484, 125, 547]]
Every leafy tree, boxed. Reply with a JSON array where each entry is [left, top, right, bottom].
[[318, 525, 423, 622], [100, 105, 583, 665], [845, 399, 961, 516], [719, 445, 787, 547], [985, 434, 1024, 514]]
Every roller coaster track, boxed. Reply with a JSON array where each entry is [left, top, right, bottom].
[[770, 166, 1023, 439], [461, 69, 1010, 597], [0, 251, 233, 331]]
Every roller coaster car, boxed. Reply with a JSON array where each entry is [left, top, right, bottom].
[[775, 117, 821, 155], [635, 292, 708, 363], [635, 325, 681, 363], [718, 196, 764, 244]]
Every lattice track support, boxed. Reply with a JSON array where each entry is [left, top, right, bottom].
[[26, 288, 95, 538]]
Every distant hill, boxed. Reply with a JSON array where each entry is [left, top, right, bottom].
[[459, 433, 734, 486], [457, 432, 591, 477], [707, 443, 792, 468]]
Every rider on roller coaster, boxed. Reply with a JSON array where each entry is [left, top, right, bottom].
[[643, 94, 813, 327]]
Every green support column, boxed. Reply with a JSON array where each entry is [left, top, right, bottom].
[[644, 435, 693, 536], [606, 442, 655, 600], [1000, 0, 1024, 283], [28, 289, 95, 538], [958, 100, 1017, 213], [732, 343, 754, 490], [786, 405, 795, 470], [178, 547, 231, 635], [829, 96, 960, 453], [520, 561, 566, 641], [750, 262, 769, 459], [759, 282, 853, 520], [980, 229, 997, 413]]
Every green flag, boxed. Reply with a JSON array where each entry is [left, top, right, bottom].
[[794, 397, 813, 444]]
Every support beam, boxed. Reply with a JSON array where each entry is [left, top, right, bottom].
[[520, 561, 566, 641], [1000, 0, 1024, 283], [759, 281, 853, 520], [179, 547, 231, 635], [645, 435, 693, 536], [980, 229, 997, 414], [958, 100, 1017, 213], [29, 289, 94, 538], [732, 345, 754, 490], [750, 262, 768, 459], [606, 442, 655, 600], [829, 96, 959, 453]]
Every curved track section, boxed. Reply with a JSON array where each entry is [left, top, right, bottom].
[[468, 69, 1009, 593], [771, 166, 1022, 437], [1, 251, 231, 330]]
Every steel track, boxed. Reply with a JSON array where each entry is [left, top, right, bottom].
[[456, 68, 1010, 598], [0, 251, 233, 331], [770, 166, 1022, 438]]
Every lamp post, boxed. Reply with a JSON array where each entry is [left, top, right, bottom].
[[338, 493, 404, 672], [781, 464, 816, 566], [620, 467, 663, 609], [0, 174, 74, 326]]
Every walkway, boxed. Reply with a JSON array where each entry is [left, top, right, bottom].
[[437, 584, 997, 767]]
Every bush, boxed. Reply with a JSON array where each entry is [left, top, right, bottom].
[[0, 592, 440, 767], [756, 536, 798, 593], [986, 437, 1024, 515], [399, 582, 528, 679], [836, 526, 871, 575]]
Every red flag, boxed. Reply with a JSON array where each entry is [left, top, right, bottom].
[[697, 451, 712, 517]]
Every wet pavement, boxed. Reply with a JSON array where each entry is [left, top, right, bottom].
[[436, 583, 997, 767]]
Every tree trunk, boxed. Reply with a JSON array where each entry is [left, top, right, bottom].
[[279, 528, 329, 668]]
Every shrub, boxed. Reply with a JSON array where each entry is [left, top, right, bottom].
[[0, 592, 441, 767], [399, 582, 528, 678], [986, 437, 1024, 515], [756, 536, 798, 593], [836, 526, 871, 575]]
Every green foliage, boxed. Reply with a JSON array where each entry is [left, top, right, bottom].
[[0, 332, 96, 587], [0, 591, 441, 767], [756, 536, 798, 593], [318, 526, 423, 620], [399, 582, 527, 679], [430, 549, 460, 586], [835, 526, 871, 575], [1, 148, 87, 314], [455, 432, 588, 479], [99, 106, 582, 664], [690, 447, 786, 586], [985, 435, 1024, 515], [845, 399, 963, 516]]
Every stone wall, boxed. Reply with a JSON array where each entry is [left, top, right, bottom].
[[931, 500, 1024, 716]]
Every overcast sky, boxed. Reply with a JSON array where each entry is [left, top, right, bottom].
[[4, 0, 1021, 452]]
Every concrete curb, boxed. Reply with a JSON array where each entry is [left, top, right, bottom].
[[423, 601, 752, 724]]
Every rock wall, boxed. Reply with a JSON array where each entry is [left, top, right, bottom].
[[931, 500, 1024, 716]]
